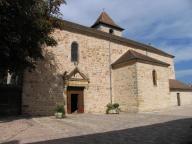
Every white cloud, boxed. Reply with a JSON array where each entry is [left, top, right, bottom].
[[61, 0, 192, 36], [171, 47, 192, 63], [59, 0, 192, 82], [159, 44, 192, 63], [176, 69, 192, 78], [60, 0, 192, 63]]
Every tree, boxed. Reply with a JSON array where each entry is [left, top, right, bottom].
[[48, 0, 66, 16], [0, 0, 65, 77]]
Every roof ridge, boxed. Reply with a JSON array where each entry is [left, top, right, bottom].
[[129, 50, 139, 58], [169, 79, 192, 91], [51, 17, 174, 58], [100, 12, 117, 26], [112, 50, 170, 68], [91, 12, 124, 30]]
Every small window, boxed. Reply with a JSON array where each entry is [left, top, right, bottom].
[[71, 42, 79, 63], [109, 29, 114, 34], [152, 70, 157, 86]]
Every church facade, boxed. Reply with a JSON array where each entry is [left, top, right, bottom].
[[22, 12, 192, 116]]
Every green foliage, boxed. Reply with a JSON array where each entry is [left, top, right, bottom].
[[106, 103, 114, 110], [113, 103, 119, 109], [55, 104, 65, 114], [48, 0, 66, 16], [50, 16, 66, 29], [106, 103, 120, 114], [0, 0, 65, 73]]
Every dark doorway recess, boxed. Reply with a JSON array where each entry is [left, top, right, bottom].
[[71, 94, 78, 113], [177, 93, 181, 106], [67, 87, 84, 114], [0, 86, 22, 116]]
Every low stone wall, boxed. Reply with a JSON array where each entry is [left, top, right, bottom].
[[170, 91, 192, 106]]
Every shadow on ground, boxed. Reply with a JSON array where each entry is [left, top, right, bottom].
[[2, 118, 192, 144], [0, 116, 32, 123]]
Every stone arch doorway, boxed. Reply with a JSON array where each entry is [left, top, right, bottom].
[[63, 67, 89, 114], [67, 87, 84, 114]]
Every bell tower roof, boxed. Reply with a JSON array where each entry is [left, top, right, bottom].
[[91, 12, 124, 31]]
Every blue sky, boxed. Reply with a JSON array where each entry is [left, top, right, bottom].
[[60, 0, 192, 84]]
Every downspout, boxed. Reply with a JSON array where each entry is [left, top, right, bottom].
[[135, 63, 139, 112], [109, 32, 113, 104]]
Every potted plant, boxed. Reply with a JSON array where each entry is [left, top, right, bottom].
[[106, 103, 120, 114], [55, 105, 65, 118]]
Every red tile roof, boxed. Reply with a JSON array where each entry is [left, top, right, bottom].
[[111, 50, 170, 68], [91, 12, 124, 31], [169, 79, 192, 91]]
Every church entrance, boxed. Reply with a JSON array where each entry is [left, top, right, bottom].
[[67, 87, 84, 114]]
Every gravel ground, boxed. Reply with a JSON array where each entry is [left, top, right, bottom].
[[0, 105, 192, 144]]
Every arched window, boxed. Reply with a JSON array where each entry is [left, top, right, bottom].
[[152, 70, 157, 86], [71, 42, 79, 63]]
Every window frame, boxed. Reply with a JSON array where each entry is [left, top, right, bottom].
[[152, 70, 157, 86], [71, 42, 79, 63]]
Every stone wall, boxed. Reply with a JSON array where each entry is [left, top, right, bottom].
[[22, 28, 175, 115], [170, 91, 192, 106], [136, 63, 171, 112], [22, 29, 112, 115], [110, 44, 175, 80], [112, 63, 138, 112], [22, 51, 64, 116], [94, 25, 122, 36]]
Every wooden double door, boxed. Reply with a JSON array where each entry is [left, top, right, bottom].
[[67, 87, 84, 114]]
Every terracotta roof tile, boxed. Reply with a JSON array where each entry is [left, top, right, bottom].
[[169, 79, 192, 91], [91, 12, 124, 30], [111, 50, 170, 68]]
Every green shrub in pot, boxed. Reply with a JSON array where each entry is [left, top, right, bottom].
[[106, 103, 120, 114], [55, 105, 65, 118]]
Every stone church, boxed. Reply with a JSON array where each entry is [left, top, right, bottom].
[[22, 12, 192, 115]]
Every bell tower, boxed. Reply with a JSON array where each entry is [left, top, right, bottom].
[[91, 12, 124, 36]]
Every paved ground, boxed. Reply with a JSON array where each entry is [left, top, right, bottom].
[[0, 106, 192, 144]]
